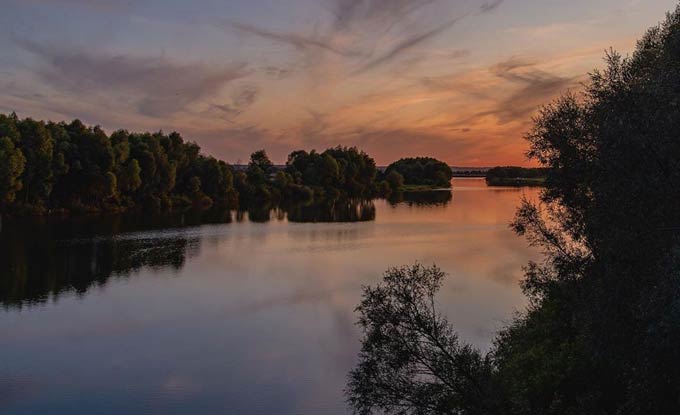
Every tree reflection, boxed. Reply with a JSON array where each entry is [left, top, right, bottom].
[[388, 190, 453, 207], [0, 192, 451, 309], [246, 205, 274, 223], [0, 198, 382, 308], [286, 198, 376, 223], [0, 211, 231, 309]]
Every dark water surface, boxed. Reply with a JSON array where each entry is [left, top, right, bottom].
[[0, 179, 541, 415]]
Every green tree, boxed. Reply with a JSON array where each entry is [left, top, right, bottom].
[[0, 113, 20, 142], [118, 159, 142, 193], [274, 170, 293, 189], [348, 5, 680, 415], [386, 157, 452, 188], [196, 157, 234, 206], [0, 115, 239, 213], [385, 170, 404, 192], [187, 176, 201, 196], [246, 165, 267, 187], [249, 149, 274, 175], [0, 137, 26, 205], [348, 264, 501, 415], [16, 118, 54, 206], [320, 153, 340, 187]]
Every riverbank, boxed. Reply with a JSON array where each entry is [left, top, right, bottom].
[[485, 177, 546, 187]]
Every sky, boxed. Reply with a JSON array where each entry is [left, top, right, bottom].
[[0, 0, 677, 166]]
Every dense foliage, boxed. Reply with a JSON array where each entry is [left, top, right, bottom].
[[0, 114, 385, 215], [384, 157, 452, 188], [284, 147, 377, 198], [348, 5, 680, 415], [234, 146, 379, 205], [0, 114, 237, 214]]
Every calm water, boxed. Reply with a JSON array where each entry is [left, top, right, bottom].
[[0, 179, 541, 415]]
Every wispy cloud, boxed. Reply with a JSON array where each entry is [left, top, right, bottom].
[[261, 65, 294, 79], [225, 21, 362, 57], [350, 15, 466, 75], [225, 0, 477, 78], [213, 85, 259, 121], [479, 0, 504, 14], [1, 0, 619, 167], [448, 49, 472, 59], [486, 57, 579, 123], [233, 85, 258, 108], [16, 38, 250, 117], [330, 0, 437, 32], [23, 0, 140, 12]]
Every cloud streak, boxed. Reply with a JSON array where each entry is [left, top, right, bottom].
[[330, 0, 437, 32], [226, 21, 362, 57], [479, 0, 504, 13], [226, 0, 474, 78], [350, 15, 466, 75], [16, 38, 249, 117], [483, 57, 579, 124], [1, 0, 617, 168], [213, 85, 259, 121], [262, 65, 293, 79], [24, 0, 140, 12]]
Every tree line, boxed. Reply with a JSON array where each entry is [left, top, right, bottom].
[[348, 5, 680, 415], [485, 166, 549, 186], [0, 113, 452, 215], [0, 114, 238, 214]]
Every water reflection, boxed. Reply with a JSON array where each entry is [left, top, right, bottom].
[[0, 199, 377, 308], [0, 179, 540, 415], [388, 190, 453, 206], [286, 198, 376, 223], [242, 205, 273, 223], [0, 187, 498, 312], [0, 212, 230, 309]]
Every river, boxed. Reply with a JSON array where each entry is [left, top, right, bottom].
[[0, 178, 541, 415]]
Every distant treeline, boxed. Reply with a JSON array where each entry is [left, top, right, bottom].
[[238, 153, 453, 203], [451, 169, 489, 177], [0, 113, 452, 215], [485, 166, 549, 186]]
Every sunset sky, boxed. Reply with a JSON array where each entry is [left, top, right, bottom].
[[1, 0, 677, 166]]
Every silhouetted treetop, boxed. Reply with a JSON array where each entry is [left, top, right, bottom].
[[385, 157, 452, 188], [348, 4, 680, 415]]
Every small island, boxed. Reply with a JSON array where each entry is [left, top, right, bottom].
[[382, 157, 453, 192]]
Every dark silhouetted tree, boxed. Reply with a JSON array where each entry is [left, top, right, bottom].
[[348, 5, 680, 415], [385, 157, 452, 188], [348, 264, 503, 415]]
